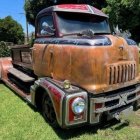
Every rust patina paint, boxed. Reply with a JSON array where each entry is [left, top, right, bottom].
[[0, 57, 12, 79], [32, 35, 139, 94]]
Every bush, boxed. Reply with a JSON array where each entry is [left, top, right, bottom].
[[0, 41, 10, 57]]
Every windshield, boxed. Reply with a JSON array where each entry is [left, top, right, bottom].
[[57, 12, 111, 36]]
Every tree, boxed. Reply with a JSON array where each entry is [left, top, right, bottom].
[[0, 16, 24, 44], [103, 0, 140, 42], [24, 0, 140, 42], [0, 41, 10, 57], [24, 0, 105, 26]]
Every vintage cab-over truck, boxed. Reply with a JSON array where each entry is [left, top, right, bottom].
[[0, 4, 140, 128]]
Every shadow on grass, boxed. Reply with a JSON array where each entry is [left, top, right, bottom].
[[111, 120, 129, 131], [52, 119, 127, 139]]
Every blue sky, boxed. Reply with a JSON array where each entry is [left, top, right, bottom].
[[0, 0, 34, 34]]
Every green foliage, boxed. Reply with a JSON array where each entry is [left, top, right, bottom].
[[0, 16, 24, 44], [24, 0, 140, 42], [0, 41, 10, 57], [103, 0, 140, 42], [24, 0, 105, 26]]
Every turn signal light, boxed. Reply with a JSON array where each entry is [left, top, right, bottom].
[[95, 103, 103, 110]]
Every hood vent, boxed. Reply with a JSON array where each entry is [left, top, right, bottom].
[[107, 61, 136, 85]]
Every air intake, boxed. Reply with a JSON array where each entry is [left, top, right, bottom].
[[107, 61, 136, 85]]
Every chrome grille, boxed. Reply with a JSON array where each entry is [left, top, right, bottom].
[[108, 62, 136, 85]]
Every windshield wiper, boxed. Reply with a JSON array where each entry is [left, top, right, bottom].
[[79, 29, 95, 38]]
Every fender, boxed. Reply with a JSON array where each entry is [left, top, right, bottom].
[[31, 77, 88, 128], [0, 57, 13, 80], [31, 78, 65, 127]]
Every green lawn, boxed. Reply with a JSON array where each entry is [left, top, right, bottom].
[[0, 83, 140, 140]]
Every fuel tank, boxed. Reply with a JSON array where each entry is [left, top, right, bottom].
[[33, 35, 139, 94]]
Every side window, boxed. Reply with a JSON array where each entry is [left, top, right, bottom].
[[38, 16, 55, 36]]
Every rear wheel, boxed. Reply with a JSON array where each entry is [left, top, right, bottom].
[[42, 93, 58, 127]]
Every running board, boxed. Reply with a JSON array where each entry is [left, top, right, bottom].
[[8, 68, 35, 82], [2, 79, 29, 98], [2, 78, 32, 104]]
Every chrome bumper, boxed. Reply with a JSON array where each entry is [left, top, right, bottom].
[[89, 84, 140, 124]]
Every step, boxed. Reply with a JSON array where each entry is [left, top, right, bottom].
[[2, 78, 29, 98], [8, 67, 35, 82]]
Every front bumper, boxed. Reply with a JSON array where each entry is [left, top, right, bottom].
[[89, 84, 140, 124], [64, 84, 140, 128]]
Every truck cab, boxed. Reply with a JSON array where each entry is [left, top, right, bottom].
[[0, 4, 140, 128]]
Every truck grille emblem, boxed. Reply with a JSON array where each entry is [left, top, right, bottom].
[[118, 45, 127, 60]]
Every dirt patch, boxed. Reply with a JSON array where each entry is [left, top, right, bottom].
[[135, 110, 140, 116], [130, 125, 140, 129]]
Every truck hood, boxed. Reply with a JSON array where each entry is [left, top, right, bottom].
[[34, 35, 139, 94]]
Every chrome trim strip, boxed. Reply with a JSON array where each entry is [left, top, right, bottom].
[[35, 36, 112, 46], [90, 99, 101, 124], [30, 85, 36, 106], [87, 5, 94, 14]]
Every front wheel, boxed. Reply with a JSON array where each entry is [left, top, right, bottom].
[[42, 93, 58, 127]]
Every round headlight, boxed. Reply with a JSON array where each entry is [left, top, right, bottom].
[[72, 97, 85, 115]]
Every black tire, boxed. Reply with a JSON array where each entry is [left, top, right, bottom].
[[42, 93, 58, 128]]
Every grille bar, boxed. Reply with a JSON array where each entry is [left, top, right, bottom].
[[108, 62, 136, 85]]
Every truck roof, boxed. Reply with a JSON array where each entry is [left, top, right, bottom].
[[37, 4, 108, 18]]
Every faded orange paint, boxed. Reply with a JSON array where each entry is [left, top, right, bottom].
[[0, 57, 12, 80], [32, 35, 140, 94]]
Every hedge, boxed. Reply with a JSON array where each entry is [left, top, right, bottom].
[[0, 41, 10, 57]]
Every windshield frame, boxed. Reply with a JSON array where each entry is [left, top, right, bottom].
[[56, 12, 111, 37]]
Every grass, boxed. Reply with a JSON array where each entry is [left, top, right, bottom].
[[0, 83, 140, 140]]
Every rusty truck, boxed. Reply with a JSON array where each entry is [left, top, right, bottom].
[[0, 4, 140, 128]]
